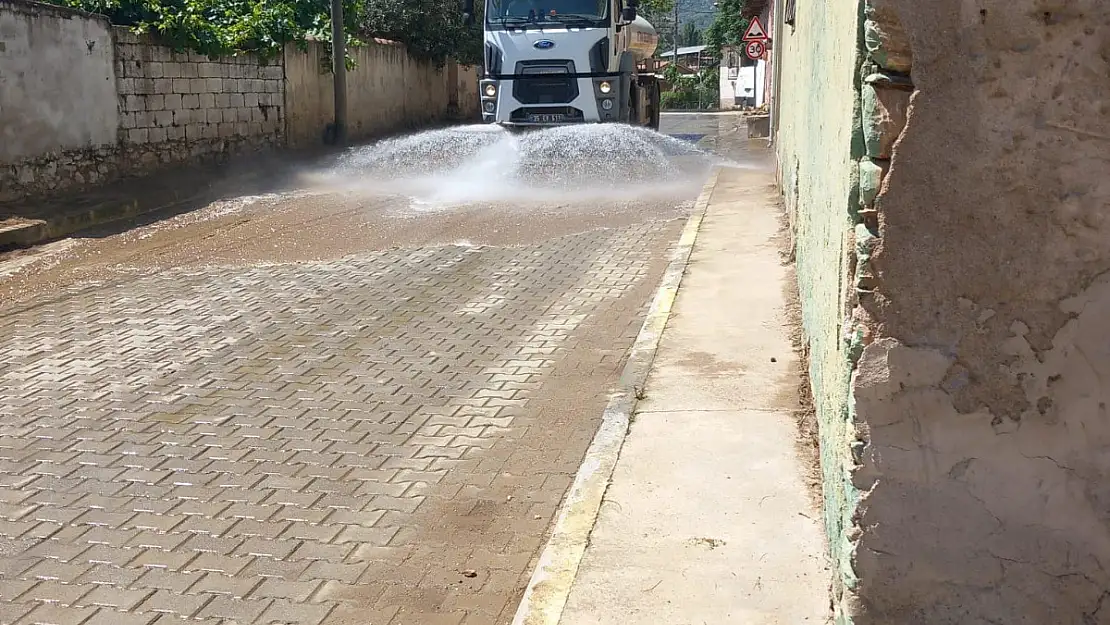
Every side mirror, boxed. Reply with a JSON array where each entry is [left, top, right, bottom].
[[462, 0, 475, 25], [621, 0, 637, 22]]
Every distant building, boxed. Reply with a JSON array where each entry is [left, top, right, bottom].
[[655, 45, 715, 72], [719, 46, 767, 109]]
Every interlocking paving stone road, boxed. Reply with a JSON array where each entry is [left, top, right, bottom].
[[0, 219, 682, 625]]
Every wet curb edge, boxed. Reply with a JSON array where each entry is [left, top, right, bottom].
[[510, 166, 724, 625]]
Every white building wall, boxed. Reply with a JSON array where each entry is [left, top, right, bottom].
[[719, 51, 766, 109]]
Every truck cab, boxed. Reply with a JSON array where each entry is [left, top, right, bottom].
[[465, 0, 661, 129]]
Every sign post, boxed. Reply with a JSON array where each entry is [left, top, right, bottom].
[[741, 15, 770, 106]]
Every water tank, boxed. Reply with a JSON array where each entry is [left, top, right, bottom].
[[625, 16, 659, 61]]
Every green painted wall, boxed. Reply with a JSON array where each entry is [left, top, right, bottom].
[[773, 1, 863, 621]]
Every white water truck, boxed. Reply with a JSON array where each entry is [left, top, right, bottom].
[[462, 0, 662, 129]]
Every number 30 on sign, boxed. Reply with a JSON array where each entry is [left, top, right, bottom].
[[745, 40, 765, 60]]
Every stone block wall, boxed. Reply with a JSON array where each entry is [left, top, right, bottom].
[[777, 0, 1110, 623], [114, 29, 285, 151], [0, 12, 283, 202]]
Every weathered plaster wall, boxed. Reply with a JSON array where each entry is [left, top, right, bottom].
[[759, 1, 774, 110], [772, 0, 862, 621], [851, 0, 1110, 623], [0, 6, 284, 202], [284, 40, 480, 149], [0, 1, 117, 164], [782, 0, 1110, 621], [456, 62, 481, 120]]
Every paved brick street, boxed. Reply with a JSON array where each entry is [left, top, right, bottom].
[[0, 114, 740, 625], [0, 214, 684, 625]]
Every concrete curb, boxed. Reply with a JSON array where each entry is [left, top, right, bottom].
[[509, 166, 723, 625], [0, 219, 48, 250], [0, 197, 181, 252], [0, 182, 238, 253]]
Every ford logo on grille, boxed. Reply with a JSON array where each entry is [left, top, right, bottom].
[[533, 40, 556, 50]]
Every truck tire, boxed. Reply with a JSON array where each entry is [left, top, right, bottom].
[[649, 81, 661, 130]]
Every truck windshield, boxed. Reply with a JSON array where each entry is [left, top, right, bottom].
[[485, 0, 609, 28]]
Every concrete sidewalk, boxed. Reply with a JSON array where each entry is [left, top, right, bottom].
[[516, 165, 832, 625]]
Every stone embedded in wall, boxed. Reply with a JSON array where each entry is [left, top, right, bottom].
[[0, 146, 116, 202], [864, 1, 911, 74], [857, 159, 888, 209], [861, 79, 911, 160], [853, 223, 880, 297]]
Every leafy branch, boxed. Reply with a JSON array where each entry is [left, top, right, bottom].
[[45, 0, 480, 66], [704, 0, 747, 57]]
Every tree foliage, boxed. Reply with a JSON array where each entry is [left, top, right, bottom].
[[44, 0, 481, 66], [678, 22, 701, 46], [660, 65, 717, 110], [360, 0, 481, 65], [46, 0, 362, 60], [703, 0, 746, 57]]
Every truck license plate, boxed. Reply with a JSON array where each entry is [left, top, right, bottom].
[[528, 113, 565, 123]]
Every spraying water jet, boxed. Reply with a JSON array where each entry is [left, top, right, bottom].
[[303, 123, 728, 210]]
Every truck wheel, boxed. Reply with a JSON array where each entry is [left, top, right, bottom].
[[648, 83, 661, 130]]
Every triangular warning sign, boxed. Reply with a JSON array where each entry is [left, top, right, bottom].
[[742, 16, 768, 41]]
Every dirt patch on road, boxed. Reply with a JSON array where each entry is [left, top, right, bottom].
[[0, 191, 688, 313], [358, 219, 684, 625]]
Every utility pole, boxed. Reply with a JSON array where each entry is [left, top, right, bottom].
[[330, 0, 348, 145], [672, 1, 679, 67]]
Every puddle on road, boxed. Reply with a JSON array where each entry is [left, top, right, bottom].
[[300, 123, 738, 211], [0, 238, 83, 280]]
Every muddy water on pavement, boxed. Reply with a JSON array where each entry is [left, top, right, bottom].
[[307, 123, 722, 207], [0, 121, 737, 308]]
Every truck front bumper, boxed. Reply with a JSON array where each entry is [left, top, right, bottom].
[[480, 76, 622, 126]]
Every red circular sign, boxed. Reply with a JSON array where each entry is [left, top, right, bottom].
[[745, 40, 766, 60]]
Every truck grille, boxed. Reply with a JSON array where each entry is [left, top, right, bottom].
[[513, 62, 579, 105]]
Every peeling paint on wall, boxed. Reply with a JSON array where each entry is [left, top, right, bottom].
[[773, 0, 867, 621], [779, 0, 1110, 622]]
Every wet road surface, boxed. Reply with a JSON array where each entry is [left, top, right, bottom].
[[0, 114, 747, 625]]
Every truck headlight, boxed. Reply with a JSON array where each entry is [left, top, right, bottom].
[[483, 83, 497, 98], [598, 81, 612, 94], [600, 98, 614, 110], [483, 100, 496, 113]]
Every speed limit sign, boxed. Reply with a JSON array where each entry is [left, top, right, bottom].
[[745, 40, 766, 60]]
